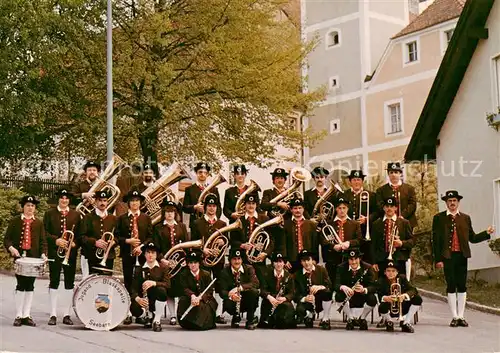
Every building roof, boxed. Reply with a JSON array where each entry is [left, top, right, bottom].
[[404, 0, 496, 161], [393, 0, 465, 39]]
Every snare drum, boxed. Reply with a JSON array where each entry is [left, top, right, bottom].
[[14, 257, 46, 277], [73, 275, 130, 331]]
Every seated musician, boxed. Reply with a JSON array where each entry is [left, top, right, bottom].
[[258, 253, 296, 329], [294, 249, 332, 330], [219, 248, 260, 330], [153, 199, 188, 326], [177, 251, 218, 330], [334, 248, 377, 330], [129, 242, 170, 332], [377, 260, 422, 333]]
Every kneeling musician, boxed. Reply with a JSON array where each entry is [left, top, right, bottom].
[[334, 249, 377, 330], [219, 248, 260, 330], [129, 242, 170, 332], [258, 253, 296, 329]]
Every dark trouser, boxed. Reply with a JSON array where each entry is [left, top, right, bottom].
[[89, 258, 114, 275], [16, 275, 36, 291], [379, 295, 423, 316], [49, 255, 77, 290], [360, 239, 373, 264], [177, 296, 217, 331], [223, 289, 259, 322], [335, 292, 378, 308], [444, 252, 468, 293], [129, 287, 168, 318], [377, 260, 406, 276], [296, 289, 332, 320], [260, 299, 296, 329], [202, 258, 225, 294], [325, 262, 338, 290], [122, 254, 145, 294]]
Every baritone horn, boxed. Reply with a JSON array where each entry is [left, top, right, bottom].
[[247, 215, 283, 263], [269, 167, 311, 217], [56, 225, 75, 266], [203, 220, 242, 267], [164, 240, 203, 277], [196, 173, 227, 219], [234, 180, 261, 217], [360, 190, 371, 240]]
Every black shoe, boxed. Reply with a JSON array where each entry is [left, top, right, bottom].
[[215, 316, 226, 324], [252, 316, 259, 325], [401, 323, 415, 333], [153, 322, 162, 332], [304, 317, 314, 328], [245, 322, 256, 330], [48, 316, 57, 326], [63, 316, 73, 325], [13, 317, 22, 327], [135, 317, 147, 325], [123, 316, 132, 325], [144, 317, 153, 329], [22, 317, 36, 327], [358, 318, 368, 330], [320, 319, 331, 330], [450, 318, 459, 327], [352, 318, 360, 327], [376, 318, 386, 328], [231, 315, 241, 328], [458, 318, 469, 327], [257, 320, 269, 329], [169, 317, 177, 326], [385, 321, 394, 332], [346, 319, 355, 330]]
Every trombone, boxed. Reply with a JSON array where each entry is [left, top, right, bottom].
[[359, 191, 371, 241], [56, 225, 75, 266]]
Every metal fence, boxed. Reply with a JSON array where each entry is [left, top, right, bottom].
[[0, 177, 72, 202]]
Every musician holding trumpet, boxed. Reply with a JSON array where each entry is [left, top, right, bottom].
[[44, 188, 81, 326], [4, 195, 48, 327]]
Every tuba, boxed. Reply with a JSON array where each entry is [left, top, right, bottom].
[[195, 173, 227, 219], [203, 219, 242, 267], [360, 191, 371, 240], [141, 163, 190, 225], [310, 179, 343, 226], [390, 278, 404, 321], [234, 180, 261, 217], [56, 225, 75, 266], [76, 154, 129, 217], [269, 167, 311, 217], [247, 214, 283, 263], [164, 240, 204, 278], [96, 229, 115, 267], [387, 222, 399, 260]]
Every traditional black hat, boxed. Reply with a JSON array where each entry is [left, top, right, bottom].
[[343, 248, 363, 258], [441, 190, 463, 201], [20, 195, 40, 206], [233, 164, 248, 174], [122, 189, 146, 203], [270, 168, 289, 178], [83, 160, 101, 172], [271, 253, 286, 262], [244, 192, 259, 204], [383, 196, 398, 207], [144, 242, 160, 253], [385, 260, 398, 270], [204, 193, 218, 206], [142, 163, 154, 172], [56, 188, 74, 199], [229, 248, 245, 260], [335, 197, 350, 208], [311, 166, 329, 177], [289, 197, 304, 207], [94, 190, 111, 199], [298, 249, 315, 260], [387, 162, 403, 173], [161, 199, 180, 209], [186, 251, 202, 263], [194, 162, 210, 172], [348, 170, 366, 179]]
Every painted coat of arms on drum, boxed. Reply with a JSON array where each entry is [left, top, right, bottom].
[[95, 294, 111, 313]]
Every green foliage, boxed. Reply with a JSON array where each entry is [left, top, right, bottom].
[[488, 238, 500, 257]]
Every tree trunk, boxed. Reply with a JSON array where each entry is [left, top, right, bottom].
[[138, 122, 160, 178]]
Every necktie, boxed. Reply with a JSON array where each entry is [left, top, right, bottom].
[[295, 219, 303, 252], [21, 218, 33, 250]]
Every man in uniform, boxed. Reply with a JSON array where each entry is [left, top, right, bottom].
[[130, 164, 156, 194], [303, 166, 339, 219], [432, 190, 494, 327], [44, 188, 81, 326], [223, 164, 253, 222], [177, 251, 218, 330], [260, 168, 292, 220], [335, 249, 377, 330], [4, 195, 48, 327]]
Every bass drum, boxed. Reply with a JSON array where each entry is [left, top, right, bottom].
[[73, 275, 130, 331]]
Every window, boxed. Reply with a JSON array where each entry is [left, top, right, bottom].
[[325, 29, 341, 49], [402, 37, 420, 66], [440, 26, 456, 54], [494, 56, 500, 107], [384, 99, 404, 136], [406, 41, 418, 62], [329, 76, 339, 90], [445, 29, 454, 43], [330, 119, 340, 134], [285, 117, 298, 131]]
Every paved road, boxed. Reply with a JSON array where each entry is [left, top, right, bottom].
[[0, 274, 499, 353]]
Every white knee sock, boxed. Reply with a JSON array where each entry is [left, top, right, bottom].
[[63, 289, 74, 317], [342, 301, 353, 320], [23, 291, 34, 318], [321, 301, 332, 321], [215, 293, 223, 316], [15, 291, 25, 318], [457, 292, 467, 319], [404, 305, 420, 324], [447, 293, 458, 319], [49, 288, 58, 317], [166, 297, 176, 318], [80, 255, 89, 278], [360, 305, 374, 319], [155, 301, 166, 323]]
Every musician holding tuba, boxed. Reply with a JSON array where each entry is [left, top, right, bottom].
[[260, 168, 293, 220], [152, 199, 188, 326], [44, 188, 81, 326], [191, 193, 228, 324], [80, 190, 118, 275], [320, 197, 361, 290], [371, 197, 414, 276], [223, 164, 253, 222], [182, 162, 222, 232], [377, 260, 422, 333], [130, 163, 156, 194], [334, 249, 377, 331], [304, 166, 339, 219], [116, 190, 153, 325]]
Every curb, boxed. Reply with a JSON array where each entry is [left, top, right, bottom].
[[418, 288, 500, 316]]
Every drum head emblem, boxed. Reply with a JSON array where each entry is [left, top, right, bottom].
[[95, 294, 111, 313]]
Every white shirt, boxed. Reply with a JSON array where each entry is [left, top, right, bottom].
[[334, 216, 351, 222], [142, 260, 159, 269], [349, 266, 361, 272], [351, 187, 364, 195], [446, 209, 460, 217], [191, 270, 200, 278], [163, 220, 178, 226], [204, 214, 218, 222], [21, 214, 35, 220], [274, 270, 285, 278], [231, 266, 245, 275], [128, 210, 141, 217], [302, 265, 316, 275], [383, 215, 397, 222], [57, 206, 70, 213], [389, 180, 403, 187], [143, 180, 154, 188], [196, 181, 208, 188], [95, 208, 107, 218], [245, 212, 258, 220], [292, 216, 305, 222]]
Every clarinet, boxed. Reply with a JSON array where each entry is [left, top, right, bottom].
[[307, 273, 315, 313], [337, 268, 369, 313], [142, 269, 150, 321], [235, 272, 242, 320], [270, 276, 289, 316]]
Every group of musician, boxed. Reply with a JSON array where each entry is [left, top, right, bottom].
[[4, 159, 494, 334]]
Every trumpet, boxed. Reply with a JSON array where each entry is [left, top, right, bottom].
[[164, 240, 203, 277], [387, 223, 399, 260], [360, 190, 371, 241], [269, 167, 311, 217], [196, 173, 227, 219], [390, 278, 404, 321], [203, 220, 241, 267], [96, 229, 115, 267], [247, 215, 283, 263], [56, 225, 75, 266], [234, 180, 261, 217]]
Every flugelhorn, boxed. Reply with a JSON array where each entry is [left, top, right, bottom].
[[360, 191, 371, 240], [196, 173, 227, 219], [246, 215, 283, 263], [234, 180, 261, 217], [96, 228, 115, 267], [203, 220, 241, 267], [390, 278, 404, 321], [164, 240, 203, 277], [321, 223, 343, 245], [56, 225, 75, 266], [269, 167, 311, 217]]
